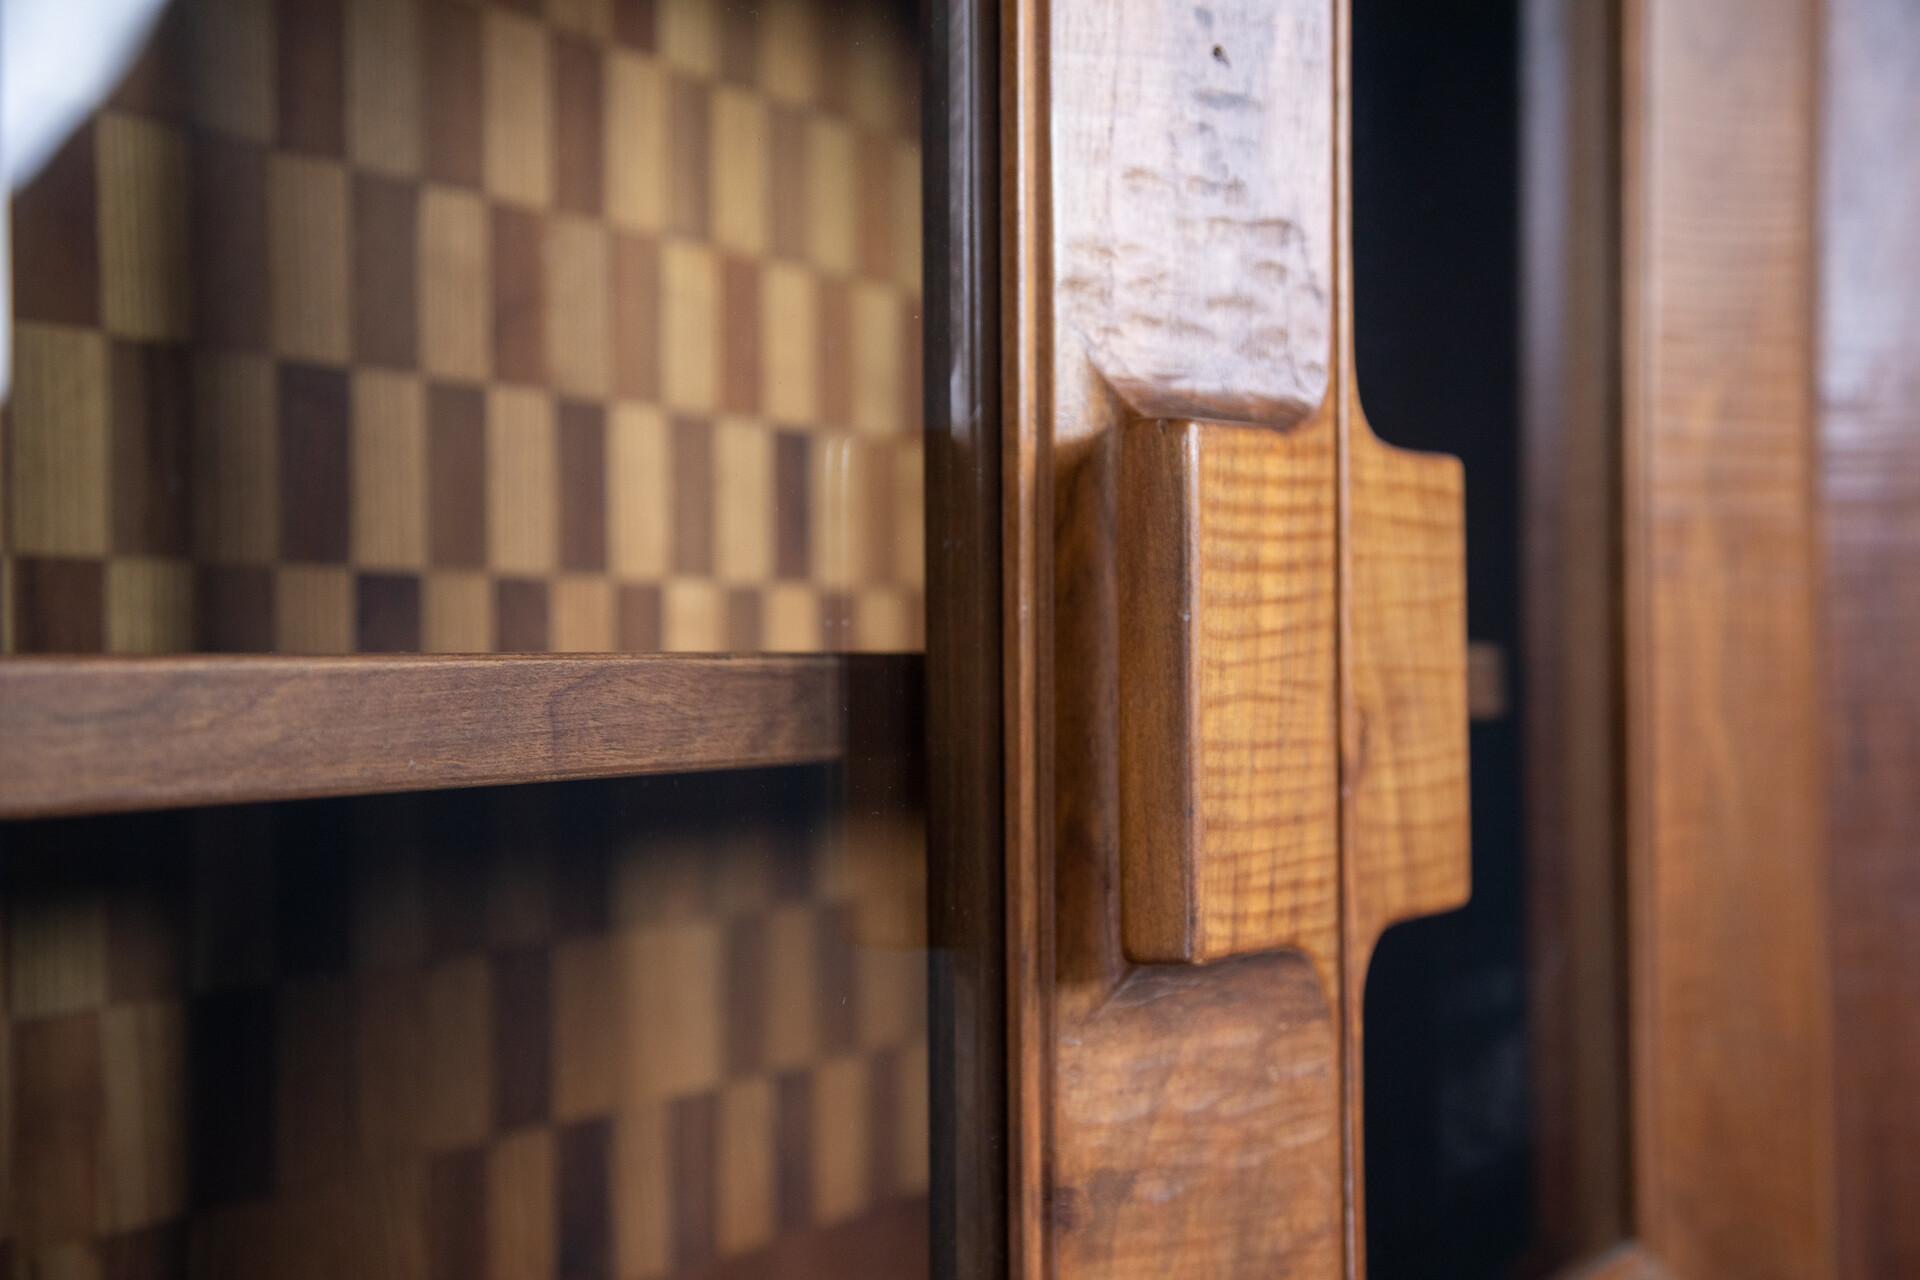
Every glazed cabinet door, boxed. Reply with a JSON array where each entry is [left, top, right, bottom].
[[1, 2, 956, 1278]]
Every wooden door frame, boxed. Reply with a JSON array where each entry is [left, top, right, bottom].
[[923, 0, 1012, 1276], [1527, 0, 1836, 1277], [1522, 0, 1631, 1269], [999, 1, 1051, 1276]]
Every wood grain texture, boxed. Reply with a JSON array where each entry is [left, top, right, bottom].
[[1054, 953, 1341, 1279], [1117, 417, 1338, 968], [1038, 0, 1469, 1274], [1053, 398, 1463, 1280], [1819, 1, 1920, 1275], [1053, 428, 1344, 1280], [1342, 417, 1470, 961], [1622, 0, 1835, 1275], [1328, 0, 1472, 1250], [0, 653, 918, 818]]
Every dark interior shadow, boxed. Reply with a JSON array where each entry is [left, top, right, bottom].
[[1352, 0, 1531, 1276]]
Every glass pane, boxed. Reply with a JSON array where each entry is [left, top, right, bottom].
[[3, 0, 923, 656], [0, 759, 929, 1274]]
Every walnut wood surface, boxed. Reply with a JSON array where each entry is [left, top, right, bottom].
[[1342, 419, 1471, 963], [1055, 387, 1348, 1280], [1054, 953, 1341, 1279], [1117, 417, 1339, 968], [1004, 0, 1055, 1272], [1819, 1, 1920, 1274], [1033, 0, 1469, 1275], [1043, 0, 1353, 1246], [1332, 414, 1472, 1279], [0, 653, 913, 818], [1621, 0, 1834, 1274]]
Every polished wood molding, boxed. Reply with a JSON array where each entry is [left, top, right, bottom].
[[1041, 0, 1350, 1268], [1520, 0, 1631, 1265], [923, 0, 1011, 1275], [1004, 0, 1054, 1273], [1622, 0, 1833, 1273], [0, 653, 915, 818], [1117, 416, 1339, 968]]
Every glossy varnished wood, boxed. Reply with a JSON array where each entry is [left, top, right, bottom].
[[924, 1, 1010, 1277], [0, 654, 915, 818], [1004, 0, 1055, 1272], [1520, 0, 1631, 1266], [1819, 1, 1920, 1274], [1622, 0, 1833, 1274], [1117, 417, 1338, 968]]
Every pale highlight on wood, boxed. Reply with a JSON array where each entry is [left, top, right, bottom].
[[1050, 0, 1333, 437], [1558, 1242, 1679, 1280], [1343, 416, 1472, 960], [1118, 417, 1338, 968], [0, 653, 884, 818]]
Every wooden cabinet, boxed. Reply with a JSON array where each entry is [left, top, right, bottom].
[[6, 0, 1920, 1275]]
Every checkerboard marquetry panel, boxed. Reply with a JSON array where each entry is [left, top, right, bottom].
[[0, 767, 930, 1277], [2, 0, 925, 655]]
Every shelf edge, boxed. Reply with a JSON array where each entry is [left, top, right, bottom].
[[0, 653, 891, 818]]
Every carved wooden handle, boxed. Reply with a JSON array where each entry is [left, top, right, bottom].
[[1117, 413, 1470, 970], [1118, 417, 1341, 967]]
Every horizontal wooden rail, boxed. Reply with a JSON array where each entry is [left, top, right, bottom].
[[0, 653, 919, 819]]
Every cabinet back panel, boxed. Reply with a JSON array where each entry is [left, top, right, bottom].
[[3, 0, 925, 656], [0, 767, 930, 1277]]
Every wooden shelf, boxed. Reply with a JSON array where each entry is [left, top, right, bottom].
[[0, 653, 914, 819]]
